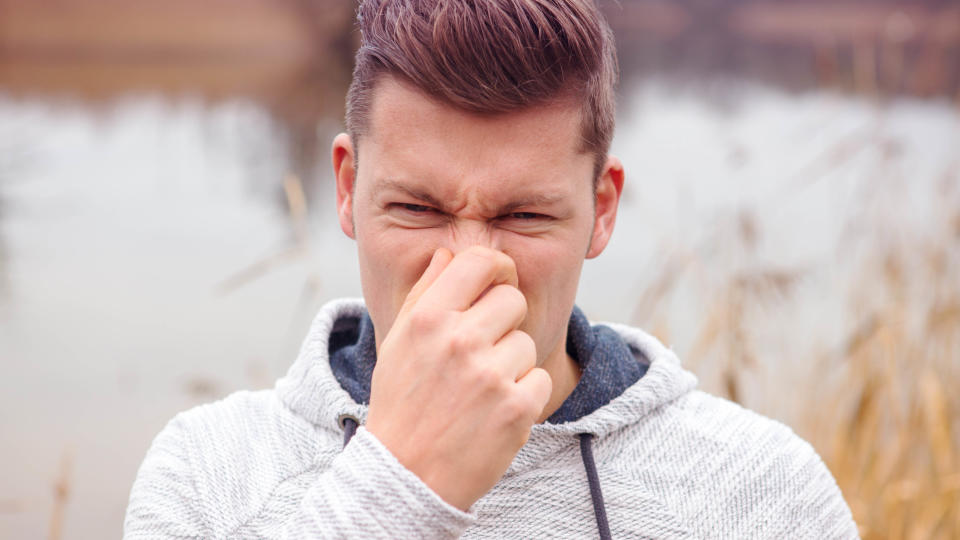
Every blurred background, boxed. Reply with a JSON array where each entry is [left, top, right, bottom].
[[1, 0, 958, 538]]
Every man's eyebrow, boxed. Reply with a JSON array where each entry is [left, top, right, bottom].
[[496, 193, 566, 215], [375, 179, 447, 210], [375, 178, 567, 215]]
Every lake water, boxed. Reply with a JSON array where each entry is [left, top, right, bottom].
[[1, 81, 958, 538]]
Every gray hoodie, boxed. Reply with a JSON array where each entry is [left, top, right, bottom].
[[124, 298, 859, 538]]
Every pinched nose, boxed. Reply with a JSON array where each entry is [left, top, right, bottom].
[[444, 218, 500, 254]]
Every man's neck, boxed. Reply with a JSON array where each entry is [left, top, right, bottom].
[[536, 345, 582, 423]]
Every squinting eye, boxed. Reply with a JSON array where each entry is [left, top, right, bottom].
[[398, 203, 434, 213], [508, 212, 545, 220]]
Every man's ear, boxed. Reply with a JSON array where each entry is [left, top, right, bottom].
[[586, 155, 625, 259], [332, 133, 357, 239]]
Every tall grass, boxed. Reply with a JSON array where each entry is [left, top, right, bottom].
[[806, 238, 960, 539], [621, 80, 960, 537], [636, 189, 960, 538]]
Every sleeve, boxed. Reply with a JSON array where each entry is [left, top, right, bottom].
[[124, 423, 476, 539], [279, 427, 476, 538], [124, 415, 209, 539]]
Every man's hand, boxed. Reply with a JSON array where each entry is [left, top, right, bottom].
[[365, 246, 553, 511]]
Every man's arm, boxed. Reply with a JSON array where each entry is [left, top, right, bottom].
[[124, 417, 474, 539], [280, 427, 474, 538], [125, 247, 548, 537], [124, 415, 208, 538]]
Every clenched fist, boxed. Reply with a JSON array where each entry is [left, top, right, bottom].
[[365, 246, 553, 511]]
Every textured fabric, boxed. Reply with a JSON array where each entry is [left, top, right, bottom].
[[327, 312, 378, 404], [125, 298, 860, 539], [327, 306, 648, 423]]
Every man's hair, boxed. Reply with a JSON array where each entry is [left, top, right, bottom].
[[345, 0, 619, 182]]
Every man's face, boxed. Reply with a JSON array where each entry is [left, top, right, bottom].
[[332, 77, 622, 369]]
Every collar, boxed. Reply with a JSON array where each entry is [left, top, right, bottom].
[[326, 305, 649, 424]]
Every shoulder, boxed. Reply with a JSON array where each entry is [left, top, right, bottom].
[[127, 389, 339, 535], [649, 391, 859, 538], [161, 389, 308, 443], [153, 388, 338, 482], [620, 387, 824, 475], [670, 390, 808, 451]]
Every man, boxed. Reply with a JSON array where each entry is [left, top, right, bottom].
[[125, 0, 858, 538]]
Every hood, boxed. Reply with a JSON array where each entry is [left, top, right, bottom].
[[276, 298, 698, 468]]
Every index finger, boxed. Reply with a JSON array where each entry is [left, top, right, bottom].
[[418, 246, 519, 312], [398, 248, 454, 317]]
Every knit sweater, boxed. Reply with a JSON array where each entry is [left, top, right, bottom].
[[124, 298, 859, 539]]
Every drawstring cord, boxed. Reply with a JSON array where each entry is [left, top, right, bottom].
[[338, 417, 611, 539], [579, 433, 612, 540], [339, 414, 359, 448]]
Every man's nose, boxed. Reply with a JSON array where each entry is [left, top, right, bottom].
[[446, 218, 499, 253]]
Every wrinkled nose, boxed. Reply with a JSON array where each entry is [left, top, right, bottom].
[[446, 218, 498, 254]]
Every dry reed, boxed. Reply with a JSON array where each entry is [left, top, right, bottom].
[[626, 93, 960, 536], [47, 449, 72, 540], [808, 240, 960, 540], [647, 214, 960, 538]]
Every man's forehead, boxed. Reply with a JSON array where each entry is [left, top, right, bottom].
[[356, 76, 596, 203], [363, 76, 584, 150]]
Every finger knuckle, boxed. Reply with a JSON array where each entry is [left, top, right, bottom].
[[463, 245, 492, 257], [407, 308, 441, 332], [462, 245, 495, 264], [494, 250, 517, 275], [474, 365, 501, 390], [451, 326, 484, 354], [463, 246, 515, 275], [530, 368, 552, 397], [534, 367, 552, 389], [505, 285, 527, 313], [502, 393, 533, 424], [513, 330, 536, 358]]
